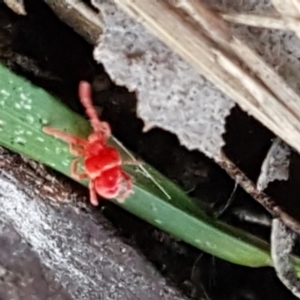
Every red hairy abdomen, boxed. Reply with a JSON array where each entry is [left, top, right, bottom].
[[85, 147, 121, 178], [94, 167, 122, 198]]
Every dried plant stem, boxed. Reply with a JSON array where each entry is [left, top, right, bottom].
[[218, 152, 300, 235], [174, 0, 233, 42], [221, 12, 288, 30]]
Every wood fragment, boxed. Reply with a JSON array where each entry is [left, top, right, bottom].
[[3, 0, 26, 15], [44, 0, 103, 45]]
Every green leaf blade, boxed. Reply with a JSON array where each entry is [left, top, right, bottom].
[[0, 63, 288, 268]]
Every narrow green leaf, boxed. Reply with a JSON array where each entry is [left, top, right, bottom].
[[0, 63, 291, 268]]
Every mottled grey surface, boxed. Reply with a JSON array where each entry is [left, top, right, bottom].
[[0, 152, 187, 300], [92, 0, 235, 159], [0, 220, 73, 300]]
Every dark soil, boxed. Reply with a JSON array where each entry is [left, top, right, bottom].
[[0, 0, 299, 299]]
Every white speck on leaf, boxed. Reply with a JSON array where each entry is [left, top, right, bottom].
[[62, 160, 70, 166], [14, 137, 26, 144], [25, 115, 35, 124], [205, 241, 216, 249], [40, 118, 48, 125], [55, 148, 62, 154], [154, 219, 162, 225], [23, 104, 32, 110], [14, 129, 25, 135], [20, 93, 27, 100], [0, 89, 9, 96], [36, 137, 45, 142], [20, 93, 32, 103], [15, 103, 21, 109]]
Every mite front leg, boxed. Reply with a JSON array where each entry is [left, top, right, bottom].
[[71, 158, 88, 180], [98, 121, 111, 142], [78, 81, 111, 140]]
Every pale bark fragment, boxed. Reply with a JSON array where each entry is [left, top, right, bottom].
[[45, 0, 103, 45], [257, 138, 291, 192], [3, 0, 26, 15]]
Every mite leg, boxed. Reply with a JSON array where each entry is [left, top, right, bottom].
[[71, 158, 88, 180], [116, 171, 133, 202], [78, 81, 111, 139], [69, 144, 85, 156], [43, 126, 87, 147], [89, 180, 99, 206], [97, 121, 111, 141]]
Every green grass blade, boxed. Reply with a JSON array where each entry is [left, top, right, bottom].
[[0, 63, 290, 268]]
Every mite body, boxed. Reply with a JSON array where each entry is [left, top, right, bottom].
[[43, 81, 134, 205]]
